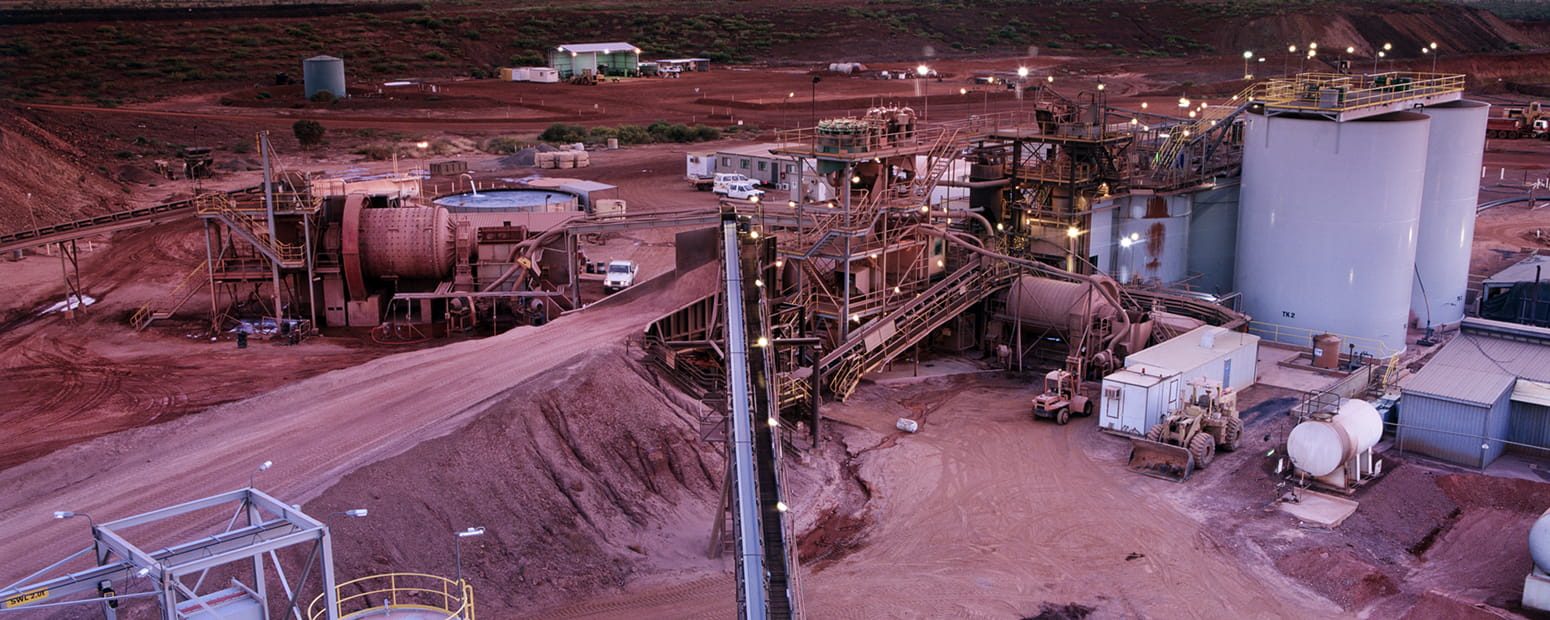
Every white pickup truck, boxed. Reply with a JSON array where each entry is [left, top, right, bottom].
[[603, 260, 639, 293]]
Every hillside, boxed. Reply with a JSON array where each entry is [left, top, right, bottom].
[[0, 1, 1540, 104]]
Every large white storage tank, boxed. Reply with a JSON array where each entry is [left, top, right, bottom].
[[304, 55, 347, 99], [1412, 100, 1489, 329], [1236, 110, 1431, 355]]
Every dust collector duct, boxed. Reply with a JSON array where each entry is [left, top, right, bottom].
[[358, 207, 455, 279]]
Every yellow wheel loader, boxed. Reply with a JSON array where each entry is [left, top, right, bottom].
[[1126, 378, 1242, 482]]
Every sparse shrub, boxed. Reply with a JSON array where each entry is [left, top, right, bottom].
[[309, 90, 337, 103], [293, 120, 325, 147]]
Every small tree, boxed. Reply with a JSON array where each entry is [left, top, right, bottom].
[[293, 120, 325, 148]]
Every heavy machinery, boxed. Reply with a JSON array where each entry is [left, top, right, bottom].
[[570, 69, 599, 85], [1126, 378, 1242, 481], [1031, 369, 1090, 425]]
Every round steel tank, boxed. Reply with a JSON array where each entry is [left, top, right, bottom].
[[1286, 399, 1383, 477], [1236, 110, 1430, 355], [303, 55, 346, 100], [434, 189, 579, 213], [1116, 194, 1190, 285], [1413, 100, 1490, 328], [1531, 507, 1550, 573], [358, 207, 454, 279]]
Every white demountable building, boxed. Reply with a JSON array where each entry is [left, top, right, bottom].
[[1099, 325, 1260, 435]]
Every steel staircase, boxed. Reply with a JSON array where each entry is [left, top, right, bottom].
[[817, 255, 1017, 399], [196, 193, 306, 268], [130, 258, 220, 331], [908, 127, 963, 198], [1154, 84, 1256, 173]]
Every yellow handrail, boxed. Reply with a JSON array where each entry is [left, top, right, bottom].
[[1246, 320, 1400, 359], [308, 573, 474, 620]]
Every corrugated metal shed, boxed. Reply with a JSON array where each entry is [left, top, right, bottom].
[[1398, 319, 1550, 467], [1402, 364, 1517, 406]]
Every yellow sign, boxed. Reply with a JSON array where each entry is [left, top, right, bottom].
[[4, 589, 48, 608]]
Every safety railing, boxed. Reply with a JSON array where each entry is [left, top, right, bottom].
[[1253, 71, 1464, 114], [130, 258, 221, 331], [308, 573, 474, 620], [1246, 320, 1401, 360], [196, 193, 306, 264]]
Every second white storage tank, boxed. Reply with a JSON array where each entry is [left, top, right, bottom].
[[1412, 100, 1490, 329]]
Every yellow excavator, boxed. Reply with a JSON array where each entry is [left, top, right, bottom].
[[1126, 378, 1242, 482]]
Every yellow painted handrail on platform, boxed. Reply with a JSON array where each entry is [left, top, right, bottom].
[[308, 573, 474, 620]]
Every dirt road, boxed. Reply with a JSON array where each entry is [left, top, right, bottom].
[[0, 263, 719, 585]]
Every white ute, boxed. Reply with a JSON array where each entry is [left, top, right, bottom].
[[717, 181, 765, 201], [603, 260, 639, 292]]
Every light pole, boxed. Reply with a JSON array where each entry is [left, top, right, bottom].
[[1066, 225, 1083, 273], [54, 511, 99, 559], [454, 527, 485, 584], [1286, 45, 1296, 76], [1429, 41, 1438, 73], [809, 76, 820, 128], [1242, 50, 1254, 79], [249, 460, 273, 488], [1017, 66, 1029, 114], [916, 64, 930, 121], [784, 91, 794, 129], [1374, 51, 1384, 73]]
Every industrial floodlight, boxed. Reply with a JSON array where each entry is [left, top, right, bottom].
[[1066, 226, 1081, 238], [343, 509, 368, 518], [458, 527, 485, 537], [1018, 67, 1029, 78]]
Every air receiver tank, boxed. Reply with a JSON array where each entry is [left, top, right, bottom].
[[1287, 399, 1384, 485]]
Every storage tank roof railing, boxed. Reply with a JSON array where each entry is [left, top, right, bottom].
[[1253, 72, 1464, 121]]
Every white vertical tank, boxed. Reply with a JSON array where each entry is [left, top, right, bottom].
[[1115, 194, 1191, 285], [1236, 110, 1431, 355], [1412, 100, 1489, 329]]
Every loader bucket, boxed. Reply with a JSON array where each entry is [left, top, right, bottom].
[[1126, 438, 1196, 482]]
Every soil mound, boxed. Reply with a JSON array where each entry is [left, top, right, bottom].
[[498, 143, 558, 168], [307, 343, 726, 613], [1276, 546, 1400, 610]]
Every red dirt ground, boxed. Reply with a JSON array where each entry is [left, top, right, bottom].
[[5, 25, 1550, 619]]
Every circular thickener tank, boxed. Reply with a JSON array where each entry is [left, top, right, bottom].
[[358, 207, 454, 279], [1530, 507, 1550, 573], [1236, 111, 1430, 355], [303, 55, 346, 100], [1116, 194, 1191, 285], [434, 189, 579, 213], [1413, 100, 1489, 328]]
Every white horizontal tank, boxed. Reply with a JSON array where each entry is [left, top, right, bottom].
[[1236, 110, 1431, 355], [1287, 399, 1383, 477], [1413, 100, 1490, 329]]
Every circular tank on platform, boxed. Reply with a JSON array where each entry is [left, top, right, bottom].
[[1115, 194, 1191, 285], [358, 207, 455, 279], [1236, 110, 1431, 355], [433, 189, 579, 213], [303, 55, 346, 99], [1413, 100, 1490, 328], [1287, 399, 1383, 477]]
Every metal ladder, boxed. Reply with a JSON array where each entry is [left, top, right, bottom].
[[196, 193, 307, 268]]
